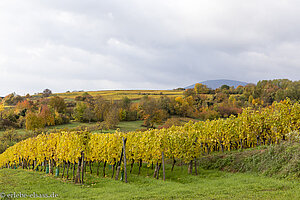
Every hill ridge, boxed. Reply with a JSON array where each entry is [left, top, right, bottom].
[[185, 79, 249, 89]]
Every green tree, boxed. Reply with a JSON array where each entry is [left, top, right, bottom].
[[49, 96, 66, 113], [42, 89, 52, 97], [73, 102, 88, 122]]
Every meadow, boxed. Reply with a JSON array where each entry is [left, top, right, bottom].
[[1, 161, 300, 200]]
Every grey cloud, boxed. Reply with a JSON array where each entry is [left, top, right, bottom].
[[0, 0, 300, 96]]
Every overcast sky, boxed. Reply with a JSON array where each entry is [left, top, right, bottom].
[[0, 0, 300, 96]]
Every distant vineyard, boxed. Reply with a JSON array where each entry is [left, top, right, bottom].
[[0, 99, 299, 183], [33, 90, 185, 101]]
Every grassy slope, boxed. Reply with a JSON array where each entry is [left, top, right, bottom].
[[1, 164, 300, 200], [198, 142, 300, 179]]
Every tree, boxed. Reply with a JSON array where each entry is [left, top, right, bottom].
[[0, 103, 4, 120], [42, 89, 52, 97], [25, 112, 45, 130], [220, 85, 230, 90], [83, 107, 94, 123], [121, 96, 131, 109], [49, 96, 66, 113], [39, 105, 55, 126], [3, 93, 24, 105], [104, 107, 119, 129], [74, 102, 88, 122], [94, 96, 108, 122], [183, 89, 195, 97], [74, 102, 95, 122], [194, 83, 209, 94]]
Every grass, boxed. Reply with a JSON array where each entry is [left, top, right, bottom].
[[47, 122, 98, 130], [2, 138, 300, 199], [48, 120, 145, 133], [116, 120, 145, 132], [1, 162, 300, 200], [0, 120, 145, 137], [0, 129, 28, 136], [198, 142, 300, 179]]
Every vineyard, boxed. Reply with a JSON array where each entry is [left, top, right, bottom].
[[0, 99, 299, 183]]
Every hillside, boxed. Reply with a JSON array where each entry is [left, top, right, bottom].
[[198, 142, 300, 179], [185, 79, 249, 89]]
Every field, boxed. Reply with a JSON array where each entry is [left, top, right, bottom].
[[0, 121, 145, 137], [1, 164, 300, 200], [32, 90, 185, 102]]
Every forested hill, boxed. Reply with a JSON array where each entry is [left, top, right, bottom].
[[186, 79, 249, 89]]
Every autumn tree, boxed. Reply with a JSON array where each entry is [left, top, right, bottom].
[[94, 96, 108, 122], [49, 96, 66, 113], [25, 112, 45, 130], [39, 105, 55, 126], [194, 83, 209, 94], [104, 107, 119, 129]]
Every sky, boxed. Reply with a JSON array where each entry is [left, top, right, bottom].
[[0, 0, 300, 96]]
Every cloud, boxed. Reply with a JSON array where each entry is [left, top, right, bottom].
[[0, 0, 299, 96]]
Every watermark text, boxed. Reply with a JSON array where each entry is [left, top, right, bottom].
[[0, 192, 58, 198]]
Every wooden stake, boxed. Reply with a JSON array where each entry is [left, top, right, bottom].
[[171, 158, 176, 172], [115, 166, 121, 180], [130, 159, 134, 174], [156, 163, 161, 179], [73, 162, 76, 181], [89, 161, 92, 174], [75, 158, 81, 184], [123, 137, 128, 183], [103, 161, 107, 177], [97, 162, 100, 176], [153, 162, 158, 178], [66, 162, 70, 179], [188, 160, 193, 174], [111, 163, 115, 179], [138, 159, 142, 175], [162, 152, 165, 181], [62, 161, 66, 178], [194, 157, 198, 175], [81, 152, 85, 184]]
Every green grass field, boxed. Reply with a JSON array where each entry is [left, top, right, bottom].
[[0, 120, 145, 137], [1, 163, 300, 200]]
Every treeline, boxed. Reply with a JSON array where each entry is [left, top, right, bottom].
[[0, 79, 299, 132]]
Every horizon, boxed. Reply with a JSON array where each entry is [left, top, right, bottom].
[[1, 78, 297, 97]]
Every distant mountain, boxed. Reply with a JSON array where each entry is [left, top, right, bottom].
[[185, 79, 249, 90]]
